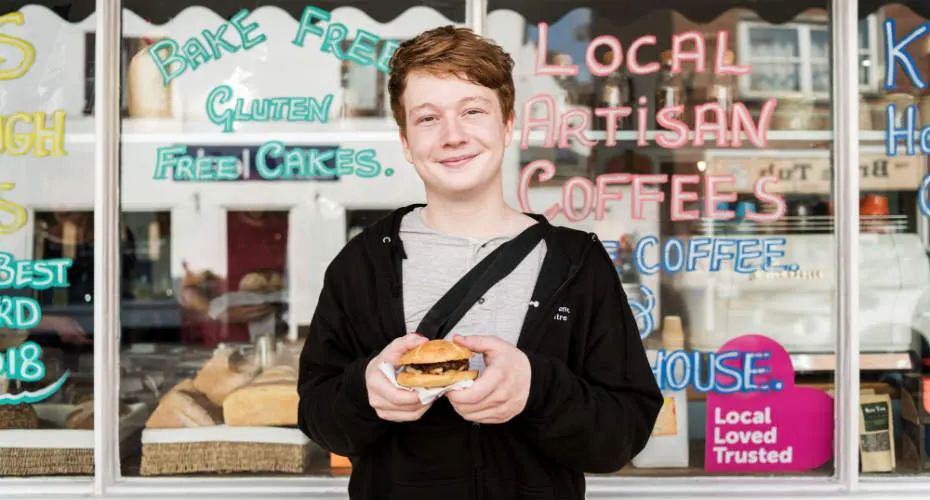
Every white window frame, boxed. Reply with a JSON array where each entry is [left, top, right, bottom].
[[737, 14, 882, 100], [19, 0, 926, 497]]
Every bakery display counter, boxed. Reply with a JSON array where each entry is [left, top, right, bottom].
[[133, 343, 306, 476]]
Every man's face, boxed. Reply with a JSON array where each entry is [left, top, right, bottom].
[[400, 72, 514, 200]]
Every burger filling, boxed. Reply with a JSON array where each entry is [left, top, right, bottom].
[[402, 359, 469, 375]]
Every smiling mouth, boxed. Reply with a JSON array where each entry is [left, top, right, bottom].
[[438, 154, 479, 168]]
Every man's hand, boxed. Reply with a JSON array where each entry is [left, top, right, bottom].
[[446, 334, 531, 424], [41, 315, 92, 345], [365, 333, 432, 422], [218, 304, 273, 323]]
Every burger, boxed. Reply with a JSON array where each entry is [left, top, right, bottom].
[[396, 339, 479, 389]]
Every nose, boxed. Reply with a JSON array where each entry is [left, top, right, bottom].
[[440, 117, 467, 148]]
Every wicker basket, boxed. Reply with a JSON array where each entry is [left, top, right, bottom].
[[140, 441, 308, 476], [0, 447, 93, 476]]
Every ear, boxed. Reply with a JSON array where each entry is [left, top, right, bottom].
[[503, 110, 516, 149], [400, 130, 413, 164]]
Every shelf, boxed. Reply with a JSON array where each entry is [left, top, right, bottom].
[[57, 117, 917, 146], [789, 352, 913, 372]]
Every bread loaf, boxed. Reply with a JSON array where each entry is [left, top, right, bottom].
[[145, 389, 223, 429], [223, 382, 298, 427], [65, 401, 94, 430], [127, 43, 172, 118], [193, 349, 259, 406], [64, 400, 131, 430], [167, 378, 196, 394], [253, 366, 297, 385]]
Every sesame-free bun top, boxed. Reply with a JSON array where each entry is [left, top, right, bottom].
[[397, 339, 472, 365]]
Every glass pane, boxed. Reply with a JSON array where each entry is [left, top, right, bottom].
[[749, 63, 802, 92], [489, 2, 835, 478], [811, 30, 829, 60], [859, 5, 930, 478], [859, 18, 870, 50], [748, 27, 801, 58], [117, 2, 463, 477], [0, 3, 96, 477], [812, 63, 829, 93]]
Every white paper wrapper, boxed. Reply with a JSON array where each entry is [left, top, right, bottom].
[[208, 290, 287, 319], [378, 362, 475, 405]]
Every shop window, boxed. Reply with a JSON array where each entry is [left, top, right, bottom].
[[114, 1, 460, 477], [736, 15, 881, 100], [857, 6, 930, 477], [491, 4, 841, 477]]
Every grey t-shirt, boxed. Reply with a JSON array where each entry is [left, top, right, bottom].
[[400, 208, 546, 371]]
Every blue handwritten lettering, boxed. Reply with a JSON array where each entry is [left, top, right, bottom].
[[632, 236, 789, 275], [885, 103, 924, 157], [651, 349, 778, 394], [205, 85, 333, 133], [883, 20, 928, 90], [0, 372, 68, 405], [149, 9, 267, 86], [0, 296, 40, 328], [627, 284, 656, 340], [291, 6, 397, 74], [154, 143, 384, 181], [0, 253, 72, 289]]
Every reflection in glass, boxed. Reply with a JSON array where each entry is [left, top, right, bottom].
[[340, 40, 396, 118], [748, 27, 800, 58], [748, 63, 801, 92]]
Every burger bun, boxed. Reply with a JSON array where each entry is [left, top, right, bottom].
[[396, 369, 478, 389], [397, 339, 472, 365]]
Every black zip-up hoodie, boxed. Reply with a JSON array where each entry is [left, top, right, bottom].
[[297, 204, 663, 500]]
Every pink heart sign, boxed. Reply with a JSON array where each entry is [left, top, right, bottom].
[[705, 334, 834, 472]]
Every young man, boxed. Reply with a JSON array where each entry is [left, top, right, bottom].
[[298, 26, 662, 500]]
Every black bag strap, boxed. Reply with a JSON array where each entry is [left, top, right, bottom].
[[415, 223, 547, 340]]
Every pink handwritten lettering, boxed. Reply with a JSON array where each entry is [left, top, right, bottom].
[[631, 175, 667, 220], [563, 176, 595, 222], [715, 32, 751, 75], [627, 36, 659, 75], [518, 164, 786, 223], [731, 100, 776, 148], [671, 175, 701, 221], [518, 160, 560, 220], [595, 174, 630, 220], [521, 94, 558, 149], [704, 176, 739, 219], [693, 103, 730, 147], [671, 31, 706, 73], [534, 23, 578, 76], [521, 94, 776, 150], [533, 28, 750, 77], [585, 35, 623, 77], [746, 176, 787, 222]]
